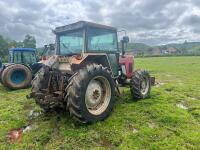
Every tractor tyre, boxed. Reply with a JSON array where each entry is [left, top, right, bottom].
[[31, 66, 51, 111], [66, 64, 115, 123], [0, 69, 3, 84], [130, 70, 151, 100], [1, 64, 32, 90]]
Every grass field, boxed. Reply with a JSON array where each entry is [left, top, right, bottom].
[[0, 56, 200, 149]]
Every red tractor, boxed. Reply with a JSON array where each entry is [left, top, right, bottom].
[[29, 21, 154, 123]]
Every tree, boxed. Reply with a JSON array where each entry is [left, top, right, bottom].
[[7, 39, 17, 48], [16, 41, 23, 48], [23, 34, 36, 48], [5, 37, 24, 49], [0, 35, 9, 61]]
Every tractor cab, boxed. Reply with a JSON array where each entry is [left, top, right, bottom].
[[53, 21, 131, 78], [54, 21, 118, 55], [9, 48, 37, 65]]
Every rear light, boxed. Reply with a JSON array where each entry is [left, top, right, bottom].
[[129, 63, 133, 73], [42, 56, 47, 60], [74, 55, 82, 60]]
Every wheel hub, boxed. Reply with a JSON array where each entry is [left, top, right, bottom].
[[85, 80, 103, 108], [93, 89, 100, 100], [85, 76, 111, 115], [141, 78, 149, 95], [141, 81, 146, 89], [11, 70, 26, 84]]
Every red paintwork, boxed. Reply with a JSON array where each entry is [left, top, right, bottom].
[[119, 55, 134, 78], [7, 128, 23, 143], [41, 56, 47, 61]]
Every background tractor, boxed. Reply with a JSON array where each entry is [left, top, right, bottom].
[[0, 48, 43, 89], [30, 21, 154, 123]]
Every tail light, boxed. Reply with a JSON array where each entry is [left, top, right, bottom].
[[42, 56, 47, 61], [74, 55, 82, 60]]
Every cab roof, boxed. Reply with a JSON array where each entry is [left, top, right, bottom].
[[10, 48, 36, 52], [54, 21, 117, 34]]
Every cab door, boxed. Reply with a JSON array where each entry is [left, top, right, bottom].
[[87, 27, 119, 77]]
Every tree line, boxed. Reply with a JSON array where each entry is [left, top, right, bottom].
[[0, 34, 36, 61]]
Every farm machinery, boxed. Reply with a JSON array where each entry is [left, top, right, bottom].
[[29, 21, 154, 123], [0, 48, 43, 89]]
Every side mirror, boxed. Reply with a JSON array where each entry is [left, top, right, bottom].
[[121, 36, 129, 56], [122, 36, 129, 43], [44, 45, 48, 50], [49, 44, 55, 51]]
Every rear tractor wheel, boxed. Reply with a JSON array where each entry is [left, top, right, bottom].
[[130, 70, 151, 100], [31, 66, 54, 111], [66, 64, 115, 123]]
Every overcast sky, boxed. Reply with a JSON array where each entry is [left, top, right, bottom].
[[0, 0, 200, 46]]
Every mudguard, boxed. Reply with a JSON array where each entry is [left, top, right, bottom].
[[119, 55, 134, 78]]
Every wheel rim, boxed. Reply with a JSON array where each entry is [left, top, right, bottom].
[[85, 76, 111, 115], [10, 70, 26, 84], [140, 77, 149, 95]]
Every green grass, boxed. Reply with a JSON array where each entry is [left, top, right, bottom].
[[0, 56, 200, 149]]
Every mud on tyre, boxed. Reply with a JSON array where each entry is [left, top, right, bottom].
[[66, 64, 115, 123], [31, 66, 51, 111], [130, 70, 151, 100]]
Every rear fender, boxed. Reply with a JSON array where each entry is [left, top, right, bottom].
[[20, 64, 33, 74], [42, 54, 115, 77], [119, 55, 134, 78], [71, 53, 114, 77]]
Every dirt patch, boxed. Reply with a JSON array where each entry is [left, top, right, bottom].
[[148, 122, 157, 129], [165, 87, 175, 92], [176, 103, 188, 110], [23, 103, 33, 110], [28, 109, 42, 119], [126, 123, 139, 133], [166, 74, 172, 77], [155, 82, 165, 87], [165, 88, 172, 92], [186, 94, 199, 101], [99, 137, 113, 148], [189, 97, 198, 100], [132, 128, 139, 133]]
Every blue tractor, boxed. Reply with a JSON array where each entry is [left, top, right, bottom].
[[0, 48, 43, 89]]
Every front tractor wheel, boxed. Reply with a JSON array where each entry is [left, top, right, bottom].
[[130, 70, 151, 100], [66, 64, 115, 123]]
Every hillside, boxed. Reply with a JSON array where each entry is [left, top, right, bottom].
[[126, 43, 151, 52], [126, 42, 200, 56]]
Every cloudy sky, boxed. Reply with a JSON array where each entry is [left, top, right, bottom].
[[0, 0, 200, 46]]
